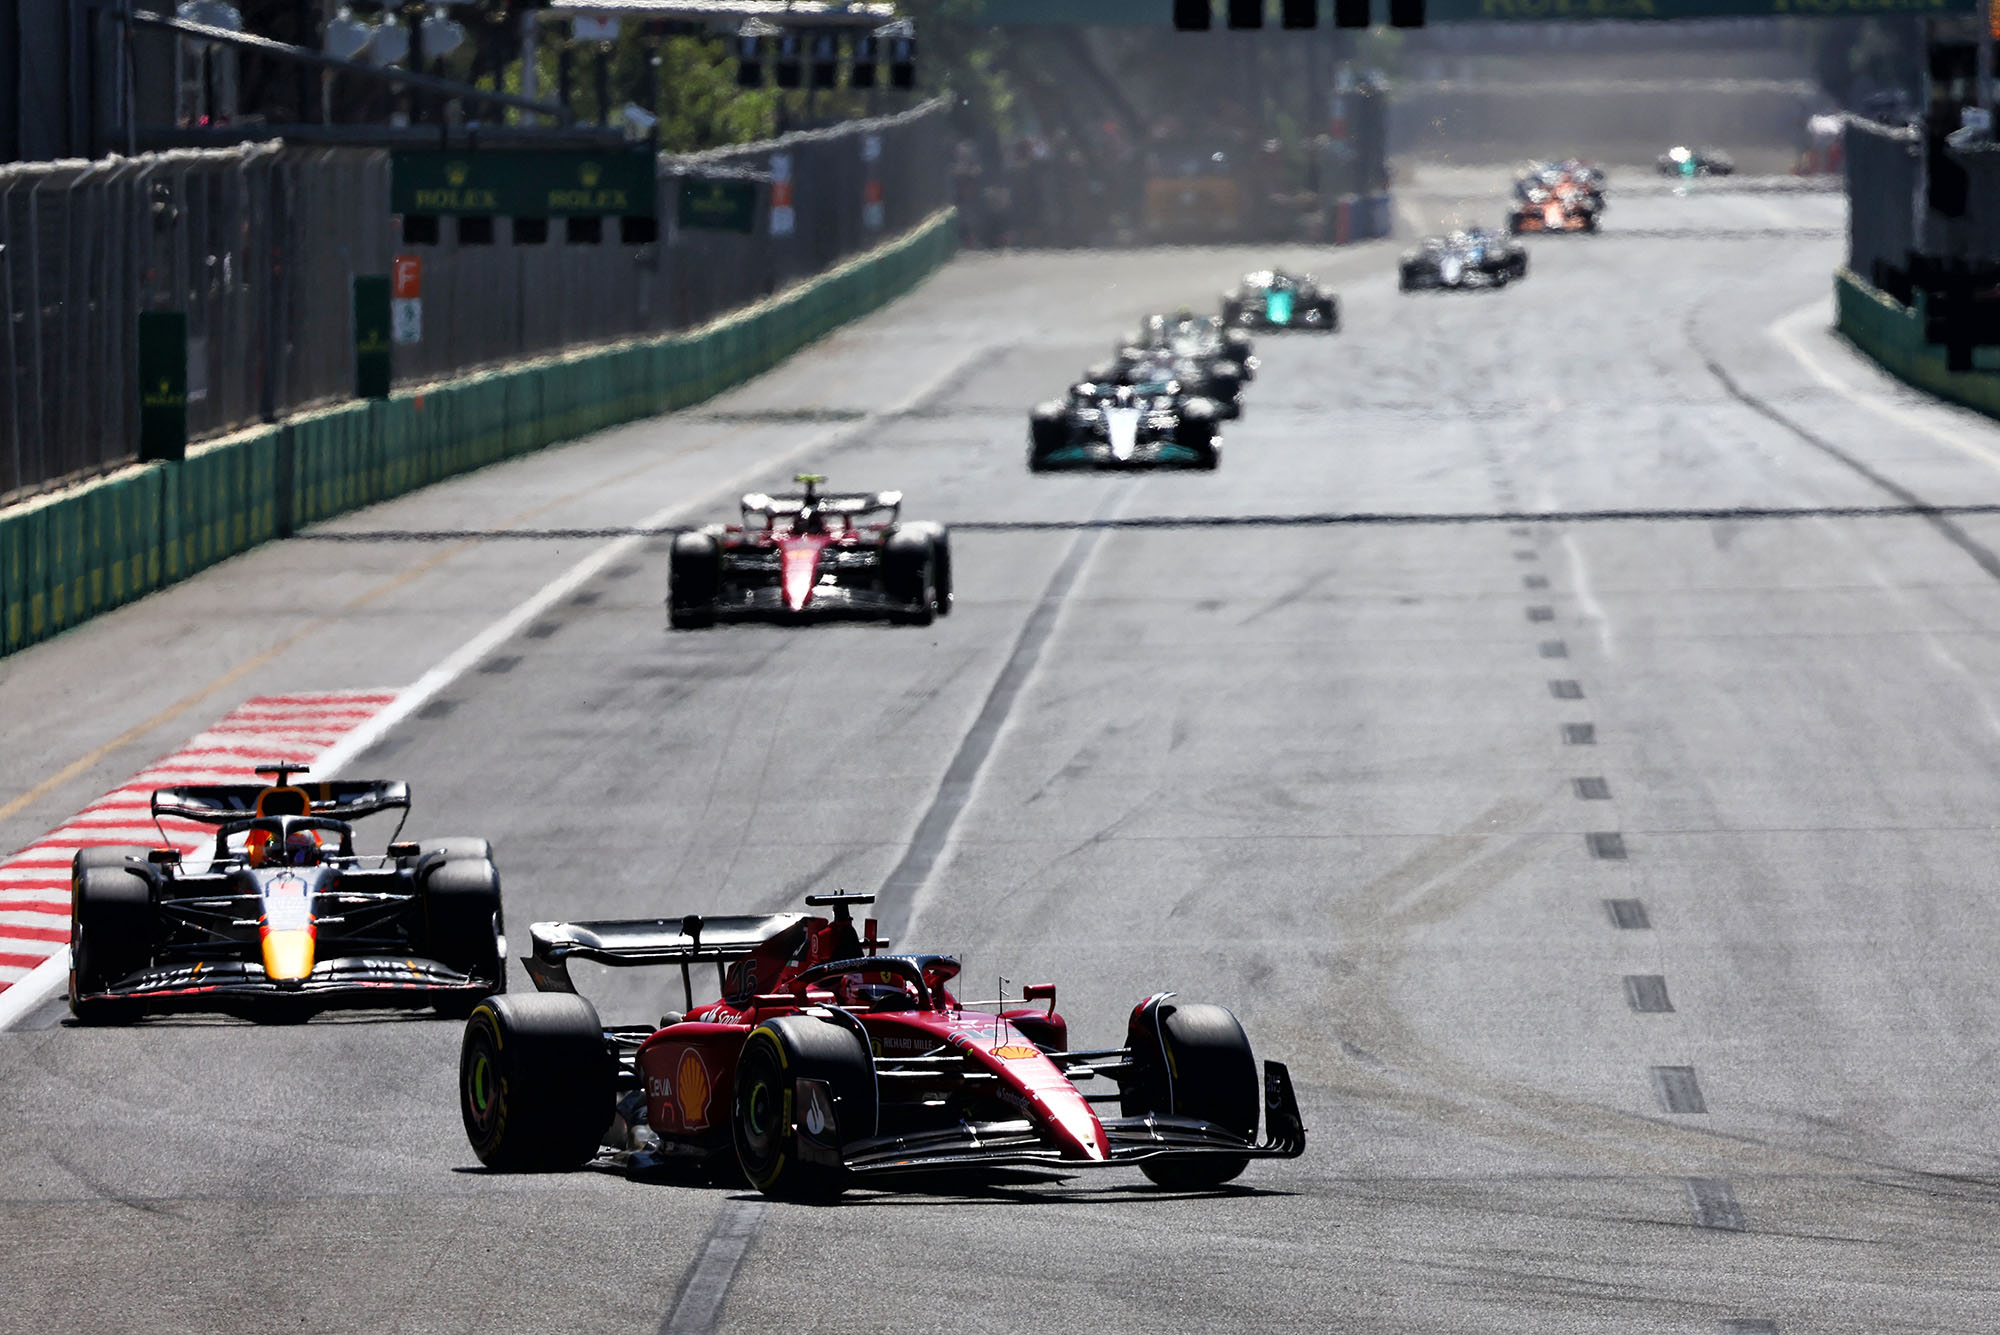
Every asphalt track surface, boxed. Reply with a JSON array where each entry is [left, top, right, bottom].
[[4, 167, 2000, 1333]]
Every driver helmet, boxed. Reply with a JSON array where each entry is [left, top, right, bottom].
[[280, 829, 322, 867], [796, 505, 826, 535], [1114, 384, 1137, 408]]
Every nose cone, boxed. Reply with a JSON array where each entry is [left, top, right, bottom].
[[1106, 407, 1141, 461], [781, 545, 819, 612], [261, 928, 316, 983]]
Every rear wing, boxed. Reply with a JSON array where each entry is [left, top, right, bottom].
[[740, 490, 902, 522], [523, 913, 808, 995], [151, 780, 411, 825]]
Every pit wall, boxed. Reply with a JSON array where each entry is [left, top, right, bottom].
[[0, 208, 957, 659], [1834, 266, 2000, 417]]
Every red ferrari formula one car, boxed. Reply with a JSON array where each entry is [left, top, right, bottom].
[[458, 892, 1304, 1198], [667, 475, 951, 628]]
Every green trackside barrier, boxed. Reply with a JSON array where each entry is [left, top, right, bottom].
[[0, 506, 25, 654], [46, 496, 78, 634], [0, 207, 957, 659], [1835, 267, 2000, 418], [23, 505, 48, 644]]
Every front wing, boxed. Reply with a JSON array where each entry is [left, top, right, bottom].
[[1036, 439, 1212, 470], [77, 954, 489, 1015], [843, 1060, 1305, 1176], [704, 582, 920, 621]]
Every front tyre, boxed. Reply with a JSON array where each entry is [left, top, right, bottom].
[[733, 1015, 877, 1200], [69, 851, 154, 1025], [1123, 998, 1259, 1189], [668, 531, 720, 630], [1179, 400, 1221, 471], [460, 994, 613, 1171], [1029, 403, 1068, 473], [883, 528, 940, 626]]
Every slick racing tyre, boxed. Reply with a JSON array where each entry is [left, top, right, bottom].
[[1319, 298, 1340, 331], [1203, 363, 1244, 418], [883, 528, 942, 626], [1221, 297, 1244, 326], [69, 849, 153, 1025], [461, 993, 614, 1171], [1122, 998, 1259, 1189], [667, 531, 720, 629], [733, 1015, 877, 1200], [1028, 403, 1067, 472], [420, 858, 506, 1009], [1179, 400, 1221, 471], [899, 523, 953, 616], [1222, 329, 1255, 371]]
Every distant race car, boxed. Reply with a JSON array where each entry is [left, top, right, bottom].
[[1507, 161, 1603, 234], [1108, 313, 1254, 418], [68, 765, 505, 1023], [667, 475, 951, 628], [1124, 310, 1257, 383], [1222, 270, 1340, 331], [458, 890, 1306, 1198], [1658, 145, 1734, 178], [1028, 373, 1221, 471], [1399, 230, 1528, 291]]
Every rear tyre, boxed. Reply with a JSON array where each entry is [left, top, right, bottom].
[[460, 993, 613, 1171], [1204, 364, 1243, 419], [883, 529, 939, 626], [69, 850, 154, 1024], [414, 837, 493, 872], [668, 532, 720, 630], [1321, 298, 1340, 331], [1122, 999, 1259, 1189], [421, 858, 506, 1006], [1221, 297, 1244, 325], [733, 1015, 877, 1200]]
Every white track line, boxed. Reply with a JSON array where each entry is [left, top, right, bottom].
[[1769, 299, 2000, 477]]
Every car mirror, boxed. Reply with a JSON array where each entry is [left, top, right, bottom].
[[388, 841, 421, 858], [148, 848, 181, 866]]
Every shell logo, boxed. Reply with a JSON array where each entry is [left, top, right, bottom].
[[580, 161, 602, 187], [678, 1050, 713, 1129], [445, 161, 469, 187], [992, 1045, 1039, 1061]]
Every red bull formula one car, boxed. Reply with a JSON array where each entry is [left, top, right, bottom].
[[458, 891, 1304, 1198], [667, 475, 951, 628], [68, 765, 505, 1023]]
